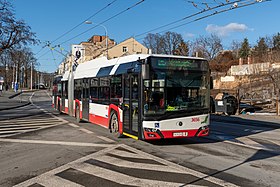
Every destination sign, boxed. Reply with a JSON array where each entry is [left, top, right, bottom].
[[151, 57, 208, 71]]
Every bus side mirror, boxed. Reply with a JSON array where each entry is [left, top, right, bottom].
[[142, 64, 149, 80]]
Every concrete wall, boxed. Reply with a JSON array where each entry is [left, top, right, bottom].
[[230, 63, 270, 75]]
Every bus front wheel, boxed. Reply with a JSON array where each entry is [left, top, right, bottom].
[[110, 112, 121, 138]]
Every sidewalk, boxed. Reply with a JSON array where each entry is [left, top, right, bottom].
[[211, 113, 280, 128], [0, 90, 31, 111]]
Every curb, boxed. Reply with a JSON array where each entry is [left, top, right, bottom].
[[8, 91, 23, 99]]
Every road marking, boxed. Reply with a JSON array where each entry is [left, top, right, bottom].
[[267, 139, 280, 146], [236, 137, 265, 148], [28, 92, 35, 104], [45, 90, 52, 99], [68, 123, 79, 128], [1, 118, 61, 123], [79, 128, 94, 134], [75, 162, 184, 187], [14, 144, 239, 187], [224, 140, 264, 150], [13, 146, 120, 187], [97, 136, 115, 143], [34, 175, 84, 187], [29, 94, 68, 123], [211, 130, 280, 152], [0, 125, 56, 132], [120, 144, 239, 187], [0, 138, 112, 147]]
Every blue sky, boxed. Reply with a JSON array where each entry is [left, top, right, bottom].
[[11, 0, 279, 73]]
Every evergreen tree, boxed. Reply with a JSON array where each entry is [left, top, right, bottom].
[[254, 37, 268, 62], [239, 38, 250, 58]]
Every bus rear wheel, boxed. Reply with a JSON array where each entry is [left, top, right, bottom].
[[110, 112, 121, 137]]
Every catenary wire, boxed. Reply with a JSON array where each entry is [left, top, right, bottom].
[[51, 0, 118, 44], [59, 0, 145, 46], [135, 0, 243, 38], [34, 0, 118, 57], [87, 0, 270, 58]]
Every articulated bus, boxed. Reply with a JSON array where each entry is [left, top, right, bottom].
[[52, 54, 210, 140]]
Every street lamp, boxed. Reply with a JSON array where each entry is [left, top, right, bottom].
[[85, 21, 108, 59]]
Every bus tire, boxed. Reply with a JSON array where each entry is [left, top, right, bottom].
[[110, 111, 122, 138], [76, 106, 80, 123]]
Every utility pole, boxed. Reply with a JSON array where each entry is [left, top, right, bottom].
[[30, 62, 33, 90], [15, 62, 18, 92]]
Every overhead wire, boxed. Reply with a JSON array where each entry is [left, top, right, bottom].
[[91, 0, 271, 58], [50, 48, 59, 68], [135, 0, 242, 38], [50, 0, 270, 69], [51, 0, 118, 44], [34, 0, 118, 59], [157, 0, 271, 34], [59, 0, 145, 46]]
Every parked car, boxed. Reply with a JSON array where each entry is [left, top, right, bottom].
[[239, 102, 263, 113], [32, 83, 46, 89]]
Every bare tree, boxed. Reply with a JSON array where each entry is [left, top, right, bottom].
[[0, 0, 37, 54], [193, 34, 223, 60], [143, 32, 186, 55], [9, 47, 38, 88], [173, 41, 189, 56], [230, 40, 241, 59], [162, 31, 184, 55], [143, 33, 164, 54]]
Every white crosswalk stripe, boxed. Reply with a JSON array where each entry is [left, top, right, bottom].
[[14, 144, 239, 187], [0, 114, 66, 138]]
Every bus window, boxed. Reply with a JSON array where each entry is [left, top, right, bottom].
[[110, 76, 122, 104], [99, 77, 110, 102], [57, 83, 62, 95], [90, 78, 98, 102], [74, 79, 82, 100]]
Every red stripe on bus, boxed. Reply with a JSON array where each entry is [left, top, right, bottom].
[[196, 128, 209, 137], [89, 114, 109, 128]]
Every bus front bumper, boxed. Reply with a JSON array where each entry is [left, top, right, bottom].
[[143, 125, 209, 140]]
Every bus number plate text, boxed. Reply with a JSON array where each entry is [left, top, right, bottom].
[[173, 132, 188, 137]]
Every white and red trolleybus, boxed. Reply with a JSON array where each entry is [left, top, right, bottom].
[[52, 54, 210, 140]]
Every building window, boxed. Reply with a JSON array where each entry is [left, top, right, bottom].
[[123, 46, 128, 53]]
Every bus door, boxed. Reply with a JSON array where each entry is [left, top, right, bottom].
[[82, 79, 90, 120], [123, 74, 140, 137]]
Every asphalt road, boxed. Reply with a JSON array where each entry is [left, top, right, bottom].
[[0, 91, 279, 187]]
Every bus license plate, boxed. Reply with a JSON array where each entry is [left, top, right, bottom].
[[173, 132, 188, 137]]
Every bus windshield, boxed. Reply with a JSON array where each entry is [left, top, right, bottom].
[[143, 57, 210, 118]]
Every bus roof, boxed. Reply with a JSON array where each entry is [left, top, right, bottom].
[[71, 54, 206, 80]]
